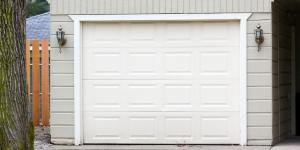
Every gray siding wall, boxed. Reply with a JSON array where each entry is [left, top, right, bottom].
[[272, 0, 294, 145], [50, 0, 274, 146], [271, 2, 280, 145], [50, 16, 75, 145], [49, 0, 272, 14], [247, 13, 273, 146]]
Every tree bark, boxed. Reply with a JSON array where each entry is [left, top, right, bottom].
[[0, 0, 34, 149]]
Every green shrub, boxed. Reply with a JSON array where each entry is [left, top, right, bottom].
[[26, 0, 49, 18]]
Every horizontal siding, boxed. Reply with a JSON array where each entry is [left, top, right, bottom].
[[49, 0, 272, 14], [51, 22, 74, 34], [50, 35, 74, 48], [51, 126, 75, 138], [247, 21, 271, 34], [50, 16, 75, 142], [272, 1, 294, 145], [247, 47, 272, 60], [51, 87, 74, 100], [51, 15, 73, 22], [50, 12, 273, 145], [248, 100, 272, 113], [248, 87, 272, 100], [246, 12, 273, 145], [51, 100, 74, 112], [248, 127, 272, 140], [247, 140, 272, 146], [247, 60, 272, 73], [273, 111, 279, 125], [248, 13, 271, 21], [51, 74, 74, 87], [51, 139, 74, 145], [248, 74, 272, 87], [51, 113, 75, 125], [247, 34, 272, 47], [277, 1, 292, 142], [51, 48, 74, 61], [248, 114, 272, 127], [51, 61, 74, 74]]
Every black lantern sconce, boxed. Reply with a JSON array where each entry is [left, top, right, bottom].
[[254, 24, 264, 52], [56, 25, 67, 53]]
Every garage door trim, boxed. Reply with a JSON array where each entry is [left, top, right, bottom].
[[69, 13, 252, 146]]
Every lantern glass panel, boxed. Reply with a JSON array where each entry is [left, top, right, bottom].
[[57, 31, 62, 40], [254, 29, 261, 38], [256, 31, 261, 37], [61, 31, 65, 39]]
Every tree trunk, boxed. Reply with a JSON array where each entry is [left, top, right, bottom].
[[0, 0, 34, 149]]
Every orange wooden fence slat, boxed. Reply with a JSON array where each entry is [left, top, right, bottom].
[[26, 40, 30, 104], [42, 40, 49, 126], [32, 40, 40, 126]]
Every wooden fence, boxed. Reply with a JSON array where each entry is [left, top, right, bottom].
[[26, 40, 49, 126]]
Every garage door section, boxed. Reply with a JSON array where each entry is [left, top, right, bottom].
[[82, 21, 240, 144]]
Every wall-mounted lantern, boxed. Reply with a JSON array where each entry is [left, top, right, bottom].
[[56, 26, 67, 53], [254, 24, 264, 52]]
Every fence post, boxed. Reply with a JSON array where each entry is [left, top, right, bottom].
[[42, 40, 49, 126], [32, 40, 40, 126]]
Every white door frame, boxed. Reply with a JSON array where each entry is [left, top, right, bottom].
[[69, 13, 252, 146]]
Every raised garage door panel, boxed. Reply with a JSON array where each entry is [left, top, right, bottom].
[[83, 112, 240, 144], [82, 22, 240, 48], [82, 47, 240, 80], [83, 80, 240, 112], [82, 21, 240, 144]]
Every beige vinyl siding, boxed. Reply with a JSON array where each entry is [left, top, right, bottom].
[[50, 14, 273, 145], [248, 114, 272, 127], [272, 1, 293, 145], [51, 22, 74, 35], [248, 100, 272, 113], [49, 0, 272, 14], [278, 5, 292, 141], [247, 74, 272, 87], [51, 100, 74, 112], [51, 75, 74, 87], [248, 127, 273, 139], [50, 48, 74, 61], [50, 16, 75, 143], [247, 13, 273, 146], [50, 0, 274, 145], [51, 126, 74, 139]]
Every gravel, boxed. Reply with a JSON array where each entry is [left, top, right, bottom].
[[34, 126, 52, 150]]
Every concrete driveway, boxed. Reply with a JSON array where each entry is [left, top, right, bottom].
[[270, 137, 300, 150]]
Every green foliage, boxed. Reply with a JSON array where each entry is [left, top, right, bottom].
[[26, 0, 49, 18]]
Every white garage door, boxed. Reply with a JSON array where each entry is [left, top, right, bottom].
[[82, 21, 240, 144]]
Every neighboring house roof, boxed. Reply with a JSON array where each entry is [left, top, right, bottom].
[[26, 12, 50, 44]]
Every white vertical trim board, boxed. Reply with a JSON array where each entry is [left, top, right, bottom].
[[239, 15, 248, 146], [73, 20, 82, 146], [69, 13, 252, 146]]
